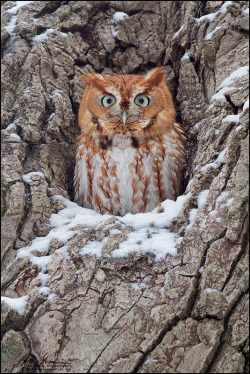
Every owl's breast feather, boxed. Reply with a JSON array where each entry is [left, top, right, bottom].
[[75, 130, 185, 215]]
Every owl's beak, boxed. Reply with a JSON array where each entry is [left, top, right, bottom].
[[122, 111, 127, 125]]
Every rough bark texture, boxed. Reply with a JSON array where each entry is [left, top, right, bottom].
[[1, 1, 249, 373]]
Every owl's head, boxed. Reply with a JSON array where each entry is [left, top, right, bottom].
[[78, 67, 176, 137]]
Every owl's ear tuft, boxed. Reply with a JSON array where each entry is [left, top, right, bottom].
[[81, 73, 104, 91], [144, 67, 166, 88]]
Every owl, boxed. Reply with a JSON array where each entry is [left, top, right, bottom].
[[74, 67, 186, 216]]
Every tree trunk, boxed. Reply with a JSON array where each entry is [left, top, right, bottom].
[[1, 1, 249, 373]]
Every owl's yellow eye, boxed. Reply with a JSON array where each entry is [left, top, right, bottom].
[[101, 96, 116, 107], [134, 95, 150, 107]]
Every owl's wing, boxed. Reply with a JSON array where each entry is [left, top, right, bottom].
[[162, 123, 186, 198]]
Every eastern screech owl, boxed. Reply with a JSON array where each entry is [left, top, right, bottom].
[[74, 67, 186, 216]]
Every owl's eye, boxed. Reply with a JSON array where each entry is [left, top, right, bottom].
[[101, 96, 116, 107], [134, 95, 150, 107]]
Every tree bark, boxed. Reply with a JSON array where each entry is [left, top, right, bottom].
[[1, 1, 249, 373]]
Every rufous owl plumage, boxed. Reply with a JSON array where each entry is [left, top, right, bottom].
[[74, 67, 186, 216]]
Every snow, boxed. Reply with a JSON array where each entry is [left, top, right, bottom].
[[176, 237, 183, 245], [144, 358, 159, 365], [205, 26, 222, 40], [111, 27, 117, 38], [226, 197, 234, 207], [243, 8, 249, 14], [111, 11, 128, 38], [33, 28, 55, 42], [4, 1, 33, 35], [183, 189, 209, 234], [10, 133, 22, 141], [243, 98, 249, 112], [33, 30, 67, 42], [220, 197, 234, 210], [16, 195, 111, 264], [80, 238, 109, 259], [26, 254, 53, 271], [12, 190, 191, 298], [50, 196, 110, 228], [197, 189, 209, 208], [5, 119, 22, 141], [60, 32, 68, 38], [159, 287, 165, 294], [222, 114, 240, 123], [186, 179, 193, 192], [6, 122, 17, 131], [173, 25, 184, 39], [120, 193, 190, 229], [7, 1, 33, 14], [22, 171, 45, 183], [211, 86, 235, 102], [216, 191, 230, 203], [2, 295, 29, 315], [53, 89, 64, 97], [220, 1, 233, 13], [48, 113, 55, 121], [75, 269, 84, 275], [210, 190, 233, 214], [55, 245, 71, 260], [195, 12, 218, 23], [4, 16, 18, 35], [130, 282, 148, 291], [111, 12, 128, 23], [109, 228, 122, 235], [185, 208, 197, 233], [219, 66, 249, 88], [235, 125, 242, 131], [215, 191, 234, 210], [211, 65, 249, 104], [112, 227, 178, 261], [204, 288, 218, 293], [34, 272, 50, 286], [216, 148, 227, 163], [182, 51, 191, 60], [200, 148, 227, 172], [199, 266, 204, 274], [209, 209, 218, 217], [195, 1, 232, 23], [39, 287, 51, 296]]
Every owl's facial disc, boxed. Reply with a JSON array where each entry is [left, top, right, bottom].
[[94, 88, 163, 135]]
